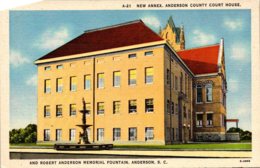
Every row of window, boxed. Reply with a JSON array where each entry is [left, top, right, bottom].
[[43, 127, 154, 141], [44, 99, 154, 117], [196, 112, 213, 127], [165, 127, 179, 141], [166, 69, 191, 96], [44, 67, 154, 93], [166, 100, 191, 119], [44, 51, 154, 71], [196, 83, 213, 103]]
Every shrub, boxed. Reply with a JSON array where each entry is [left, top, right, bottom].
[[9, 124, 37, 144]]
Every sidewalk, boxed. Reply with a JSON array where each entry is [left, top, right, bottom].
[[9, 148, 251, 159]]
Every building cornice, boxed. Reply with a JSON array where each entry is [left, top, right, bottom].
[[34, 40, 166, 65], [195, 73, 219, 78]]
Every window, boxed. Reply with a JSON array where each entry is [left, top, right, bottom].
[[56, 78, 63, 93], [85, 102, 91, 115], [129, 69, 136, 85], [145, 127, 154, 141], [185, 74, 188, 94], [145, 67, 154, 84], [188, 110, 191, 120], [128, 53, 136, 59], [113, 56, 120, 61], [166, 100, 170, 114], [196, 84, 203, 103], [69, 129, 76, 141], [166, 127, 170, 140], [175, 76, 178, 90], [56, 129, 62, 141], [183, 106, 187, 118], [97, 58, 104, 64], [172, 128, 175, 141], [145, 51, 153, 56], [145, 99, 154, 112], [70, 104, 76, 116], [166, 69, 170, 85], [97, 102, 104, 115], [70, 63, 75, 67], [129, 127, 137, 141], [175, 103, 178, 115], [171, 102, 174, 114], [171, 73, 174, 89], [129, 100, 137, 113], [113, 101, 120, 114], [206, 83, 213, 102], [196, 113, 203, 127], [207, 113, 213, 126], [84, 75, 91, 90], [97, 128, 104, 141], [70, 76, 77, 91], [113, 128, 121, 141], [56, 105, 62, 117], [180, 72, 183, 92], [44, 66, 51, 71], [44, 105, 50, 117], [57, 64, 63, 69], [44, 79, 51, 93], [188, 77, 191, 97], [44, 129, 50, 141], [176, 128, 179, 140], [113, 71, 121, 87], [97, 73, 104, 88]]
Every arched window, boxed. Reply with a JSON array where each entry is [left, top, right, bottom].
[[196, 84, 202, 103], [205, 83, 213, 102]]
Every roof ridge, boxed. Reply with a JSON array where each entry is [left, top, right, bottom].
[[84, 20, 143, 33], [178, 43, 220, 52]]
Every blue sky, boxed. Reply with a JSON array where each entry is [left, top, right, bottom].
[[10, 10, 251, 131]]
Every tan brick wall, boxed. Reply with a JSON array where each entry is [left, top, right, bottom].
[[193, 75, 226, 137], [37, 46, 166, 144], [164, 49, 193, 143]]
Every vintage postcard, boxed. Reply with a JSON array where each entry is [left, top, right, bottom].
[[1, 0, 259, 167]]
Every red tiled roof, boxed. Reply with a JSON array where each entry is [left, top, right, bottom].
[[38, 20, 163, 60], [177, 44, 220, 75]]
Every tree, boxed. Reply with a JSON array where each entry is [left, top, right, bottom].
[[9, 124, 37, 144], [227, 127, 251, 140]]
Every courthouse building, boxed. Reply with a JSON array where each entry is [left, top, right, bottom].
[[35, 17, 227, 144]]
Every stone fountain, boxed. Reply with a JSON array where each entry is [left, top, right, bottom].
[[76, 98, 92, 144], [54, 98, 113, 150]]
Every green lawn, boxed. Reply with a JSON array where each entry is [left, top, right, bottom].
[[114, 143, 251, 150], [10, 142, 251, 150], [10, 143, 52, 147]]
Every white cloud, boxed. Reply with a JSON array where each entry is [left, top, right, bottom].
[[230, 43, 247, 61], [228, 102, 251, 131], [192, 29, 216, 45], [223, 18, 243, 30], [236, 102, 250, 117], [10, 50, 30, 67], [26, 74, 37, 86], [141, 16, 161, 29], [228, 79, 239, 93], [35, 26, 70, 50]]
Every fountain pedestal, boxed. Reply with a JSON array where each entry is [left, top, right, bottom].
[[54, 98, 113, 150]]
